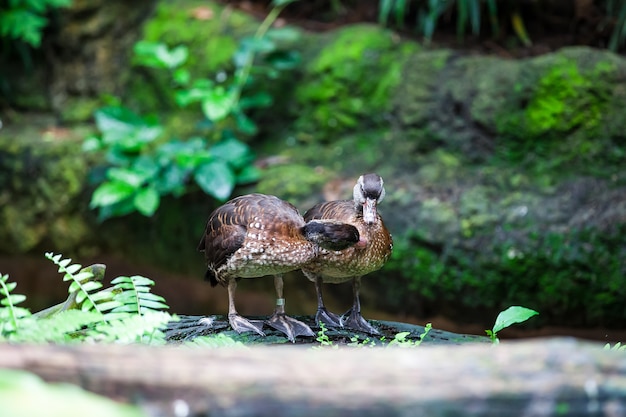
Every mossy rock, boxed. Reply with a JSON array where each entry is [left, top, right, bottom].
[[292, 24, 418, 141], [0, 120, 93, 254]]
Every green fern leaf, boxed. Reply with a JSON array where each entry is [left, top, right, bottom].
[[0, 273, 31, 336], [90, 311, 174, 344], [10, 310, 104, 343]]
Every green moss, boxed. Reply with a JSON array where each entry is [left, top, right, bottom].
[[387, 225, 626, 328], [294, 24, 418, 140], [256, 165, 334, 202], [525, 60, 604, 136], [59, 97, 102, 124], [0, 128, 91, 254], [498, 58, 614, 143]]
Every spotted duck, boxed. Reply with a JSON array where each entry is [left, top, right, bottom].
[[197, 193, 360, 342], [302, 173, 393, 335]]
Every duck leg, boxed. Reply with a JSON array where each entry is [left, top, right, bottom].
[[314, 274, 343, 328], [226, 278, 265, 336], [342, 276, 380, 335], [266, 275, 315, 342]]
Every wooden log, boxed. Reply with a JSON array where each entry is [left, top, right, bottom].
[[0, 338, 625, 416]]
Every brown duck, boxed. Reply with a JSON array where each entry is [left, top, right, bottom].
[[197, 193, 360, 342], [302, 173, 393, 335]]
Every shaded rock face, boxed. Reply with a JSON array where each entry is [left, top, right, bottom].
[[263, 42, 626, 329]]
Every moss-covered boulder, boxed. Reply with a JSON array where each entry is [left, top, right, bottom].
[[292, 24, 418, 141], [258, 45, 626, 330]]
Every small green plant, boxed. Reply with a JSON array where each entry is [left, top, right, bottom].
[[85, 0, 300, 220], [0, 0, 71, 47], [0, 253, 175, 344], [314, 322, 337, 349], [486, 306, 539, 344]]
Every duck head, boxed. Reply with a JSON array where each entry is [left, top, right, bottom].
[[353, 173, 386, 225]]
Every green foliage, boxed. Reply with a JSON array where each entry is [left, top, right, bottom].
[[314, 323, 338, 349], [491, 58, 618, 173], [378, 0, 626, 51], [0, 274, 30, 335], [524, 60, 609, 137], [295, 24, 416, 139], [0, 253, 175, 344], [0, 0, 71, 47], [315, 323, 433, 348], [604, 342, 626, 352], [388, 226, 626, 328], [86, 1, 301, 220], [486, 306, 539, 344], [0, 369, 146, 417]]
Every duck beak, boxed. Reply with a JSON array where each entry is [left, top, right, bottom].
[[363, 198, 377, 225]]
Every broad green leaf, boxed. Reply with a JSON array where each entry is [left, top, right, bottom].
[[133, 187, 160, 216], [266, 27, 301, 43], [156, 165, 188, 196], [175, 79, 214, 107], [106, 168, 148, 188], [133, 41, 168, 68], [236, 164, 261, 184], [194, 160, 236, 201], [156, 44, 188, 69], [234, 112, 258, 136], [201, 87, 236, 121], [238, 92, 273, 110], [90, 181, 136, 208], [173, 68, 190, 86], [82, 135, 101, 152], [209, 137, 251, 168], [95, 107, 162, 151], [492, 306, 539, 334], [265, 50, 301, 70], [240, 36, 276, 54]]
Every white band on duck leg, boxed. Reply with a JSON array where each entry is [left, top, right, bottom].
[[276, 298, 285, 306]]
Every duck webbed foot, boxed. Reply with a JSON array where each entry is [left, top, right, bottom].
[[228, 313, 265, 337], [315, 307, 343, 329], [342, 309, 380, 335], [267, 313, 315, 342]]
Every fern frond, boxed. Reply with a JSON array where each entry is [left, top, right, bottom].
[[89, 311, 175, 345], [45, 252, 110, 316], [0, 273, 31, 336], [110, 275, 169, 315], [10, 310, 104, 344]]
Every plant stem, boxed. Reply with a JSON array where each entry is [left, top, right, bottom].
[[231, 2, 289, 106]]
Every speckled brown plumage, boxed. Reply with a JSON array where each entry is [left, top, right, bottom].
[[302, 173, 393, 334], [197, 193, 360, 341]]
